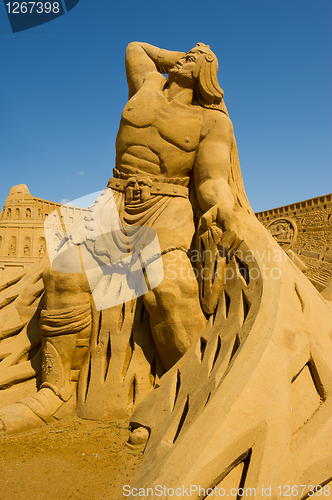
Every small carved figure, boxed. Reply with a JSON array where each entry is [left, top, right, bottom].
[[267, 217, 297, 250]]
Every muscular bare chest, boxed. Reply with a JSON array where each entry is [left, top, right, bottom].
[[121, 78, 202, 153]]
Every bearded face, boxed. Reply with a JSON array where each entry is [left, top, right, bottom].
[[168, 50, 202, 86], [168, 44, 224, 110]]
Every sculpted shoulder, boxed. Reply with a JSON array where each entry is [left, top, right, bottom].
[[200, 108, 234, 144]]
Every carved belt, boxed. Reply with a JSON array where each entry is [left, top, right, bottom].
[[107, 176, 189, 205]]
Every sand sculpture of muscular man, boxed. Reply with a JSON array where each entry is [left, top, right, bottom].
[[0, 42, 251, 430]]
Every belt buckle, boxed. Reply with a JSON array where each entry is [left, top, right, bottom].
[[125, 177, 153, 205]]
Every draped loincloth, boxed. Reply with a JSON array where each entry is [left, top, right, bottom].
[[68, 183, 196, 265]]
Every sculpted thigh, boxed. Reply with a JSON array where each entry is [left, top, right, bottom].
[[43, 241, 103, 309], [144, 250, 200, 311]]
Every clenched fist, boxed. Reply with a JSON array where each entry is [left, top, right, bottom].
[[200, 203, 243, 255]]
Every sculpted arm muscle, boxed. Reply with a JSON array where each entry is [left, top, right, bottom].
[[194, 114, 234, 217], [194, 113, 243, 250], [125, 42, 185, 98]]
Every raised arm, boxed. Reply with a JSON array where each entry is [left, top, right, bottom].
[[125, 42, 185, 99]]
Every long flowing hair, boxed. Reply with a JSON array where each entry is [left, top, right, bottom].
[[191, 43, 253, 215]]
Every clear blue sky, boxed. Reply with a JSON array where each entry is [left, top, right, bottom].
[[1, 0, 331, 212]]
